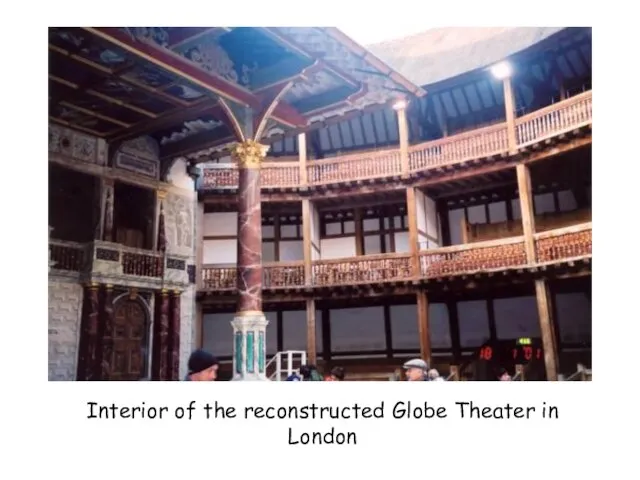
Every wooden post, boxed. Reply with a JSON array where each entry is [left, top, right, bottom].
[[406, 187, 420, 277], [535, 279, 559, 381], [306, 298, 316, 364], [302, 199, 313, 285], [503, 76, 518, 154], [354, 207, 364, 256], [516, 164, 537, 264], [416, 290, 431, 364], [394, 100, 410, 174], [298, 132, 308, 185]]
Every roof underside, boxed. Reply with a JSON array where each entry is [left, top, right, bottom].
[[269, 27, 592, 158], [48, 27, 423, 160], [367, 27, 566, 86]]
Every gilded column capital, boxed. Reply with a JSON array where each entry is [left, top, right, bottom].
[[157, 189, 168, 201], [231, 140, 269, 169]]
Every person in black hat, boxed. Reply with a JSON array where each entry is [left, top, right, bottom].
[[185, 349, 219, 381]]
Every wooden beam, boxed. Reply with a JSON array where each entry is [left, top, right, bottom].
[[322, 309, 331, 361], [516, 164, 537, 263], [302, 199, 313, 285], [406, 187, 420, 277], [503, 77, 518, 154], [354, 207, 364, 256], [84, 27, 307, 128], [108, 99, 219, 143], [416, 290, 431, 364], [306, 298, 317, 364], [535, 279, 559, 380], [298, 132, 308, 185], [395, 102, 410, 174]]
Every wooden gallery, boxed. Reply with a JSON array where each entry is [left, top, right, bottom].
[[48, 27, 592, 381]]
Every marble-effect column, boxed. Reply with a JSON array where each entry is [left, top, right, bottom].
[[99, 284, 115, 380], [231, 140, 270, 381], [77, 283, 100, 381], [169, 290, 181, 381]]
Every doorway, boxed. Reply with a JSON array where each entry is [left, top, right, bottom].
[[108, 298, 149, 380]]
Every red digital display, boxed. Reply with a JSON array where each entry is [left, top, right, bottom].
[[477, 339, 543, 364]]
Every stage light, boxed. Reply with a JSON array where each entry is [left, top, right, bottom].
[[490, 61, 513, 80], [392, 99, 408, 110]]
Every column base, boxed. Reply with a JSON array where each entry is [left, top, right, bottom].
[[231, 312, 269, 381]]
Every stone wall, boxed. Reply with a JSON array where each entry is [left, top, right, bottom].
[[48, 279, 83, 380]]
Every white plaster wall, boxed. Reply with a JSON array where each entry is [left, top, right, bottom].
[[320, 236, 356, 259], [48, 279, 83, 381], [394, 231, 410, 253], [416, 190, 427, 232], [424, 194, 439, 240], [204, 212, 237, 236], [203, 239, 237, 264]]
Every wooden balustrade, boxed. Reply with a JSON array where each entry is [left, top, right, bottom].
[[419, 236, 528, 277], [263, 262, 305, 287], [200, 91, 592, 191], [49, 240, 86, 272], [307, 149, 402, 185], [261, 162, 300, 188], [312, 253, 412, 286], [409, 124, 508, 171], [200, 224, 592, 290], [534, 222, 592, 263], [121, 251, 164, 278], [516, 90, 592, 147]]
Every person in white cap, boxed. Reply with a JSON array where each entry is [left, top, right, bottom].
[[403, 358, 429, 381]]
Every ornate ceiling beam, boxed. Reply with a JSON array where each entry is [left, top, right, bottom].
[[83, 27, 308, 128], [259, 28, 361, 90], [107, 98, 220, 143], [161, 133, 236, 161], [167, 27, 231, 48], [49, 74, 158, 118]]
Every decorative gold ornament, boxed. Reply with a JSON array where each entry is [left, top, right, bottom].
[[128, 288, 139, 300], [231, 140, 269, 169], [157, 189, 168, 200]]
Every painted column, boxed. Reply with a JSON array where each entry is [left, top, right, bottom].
[[231, 140, 269, 381], [151, 289, 170, 381], [169, 290, 181, 381], [99, 284, 115, 380], [77, 283, 100, 380]]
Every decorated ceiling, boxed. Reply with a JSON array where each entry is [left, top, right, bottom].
[[49, 27, 423, 160]]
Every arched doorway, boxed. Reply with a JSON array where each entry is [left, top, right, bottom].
[[108, 298, 149, 381]]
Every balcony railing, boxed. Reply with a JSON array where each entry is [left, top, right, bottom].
[[49, 240, 88, 272], [534, 222, 592, 264], [49, 239, 191, 286], [201, 91, 592, 190], [516, 91, 592, 148], [201, 261, 305, 290], [201, 223, 592, 291], [419, 236, 527, 277]]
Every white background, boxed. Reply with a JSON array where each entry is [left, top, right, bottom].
[[1, 2, 636, 479]]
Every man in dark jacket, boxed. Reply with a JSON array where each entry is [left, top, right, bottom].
[[184, 349, 219, 381]]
